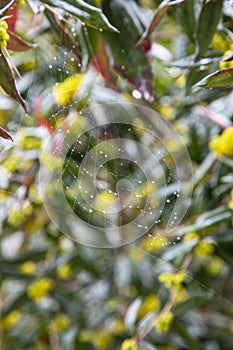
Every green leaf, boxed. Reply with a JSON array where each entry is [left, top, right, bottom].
[[174, 293, 214, 315], [40, 0, 119, 32], [137, 0, 185, 46], [137, 312, 156, 339], [125, 298, 142, 334], [0, 50, 27, 112], [169, 55, 220, 68], [177, 0, 196, 43], [179, 206, 232, 236], [102, 0, 154, 101], [195, 68, 233, 88], [195, 0, 223, 61], [45, 8, 82, 64], [161, 240, 197, 262], [173, 323, 206, 350]]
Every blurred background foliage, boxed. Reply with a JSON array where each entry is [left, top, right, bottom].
[[0, 0, 233, 349]]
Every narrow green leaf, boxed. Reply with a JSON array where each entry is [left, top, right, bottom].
[[174, 293, 214, 315], [195, 68, 233, 89], [137, 0, 185, 45], [125, 298, 142, 333], [174, 323, 206, 350], [0, 50, 27, 112], [161, 240, 197, 262], [102, 0, 154, 101], [137, 312, 156, 339], [169, 55, 220, 68], [177, 0, 195, 42], [179, 206, 232, 236], [40, 0, 119, 32], [44, 8, 82, 64], [195, 0, 223, 61]]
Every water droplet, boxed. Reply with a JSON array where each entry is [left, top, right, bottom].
[[132, 90, 142, 99]]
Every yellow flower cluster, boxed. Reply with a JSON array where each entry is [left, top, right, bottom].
[[1, 311, 22, 330], [57, 264, 73, 279], [94, 191, 117, 213], [194, 240, 214, 258], [0, 21, 9, 50], [80, 329, 113, 350], [112, 319, 125, 335], [53, 74, 84, 106], [8, 208, 26, 227], [49, 314, 70, 333], [142, 234, 168, 252], [158, 271, 187, 289], [121, 339, 138, 350], [209, 127, 233, 158], [183, 231, 198, 243], [228, 190, 233, 210], [2, 155, 21, 173], [155, 311, 174, 333], [17, 0, 27, 7], [27, 278, 53, 302], [219, 50, 233, 69], [212, 33, 233, 52], [138, 295, 160, 319], [19, 261, 36, 275], [173, 287, 188, 305], [206, 257, 225, 277]]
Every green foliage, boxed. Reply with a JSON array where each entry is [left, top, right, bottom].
[[0, 1, 233, 350]]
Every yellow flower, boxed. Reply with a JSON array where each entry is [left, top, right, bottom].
[[17, 136, 42, 150], [2, 155, 21, 173], [112, 319, 125, 335], [121, 339, 138, 350], [212, 33, 233, 51], [229, 200, 233, 210], [27, 278, 53, 301], [1, 311, 22, 330], [206, 258, 225, 276], [209, 127, 233, 158], [173, 287, 188, 305], [50, 314, 70, 333], [138, 295, 160, 319], [53, 74, 84, 106], [19, 261, 36, 275], [128, 248, 145, 262], [0, 21, 9, 49], [219, 50, 233, 69], [17, 0, 27, 7], [92, 330, 113, 350], [183, 231, 198, 243], [228, 190, 233, 210], [106, 298, 121, 311], [229, 320, 233, 333], [159, 105, 175, 120], [175, 74, 186, 88], [155, 311, 174, 333], [8, 208, 25, 227], [94, 191, 117, 213], [78, 329, 113, 350], [57, 264, 72, 279], [142, 235, 168, 252], [194, 241, 214, 257], [158, 271, 187, 289]]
